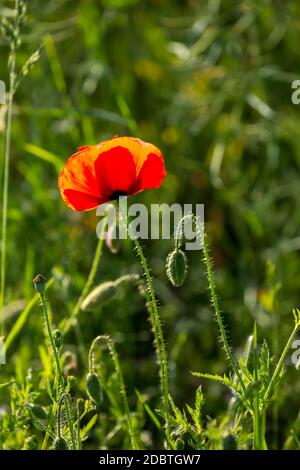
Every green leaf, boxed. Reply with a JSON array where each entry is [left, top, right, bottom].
[[80, 414, 98, 441], [23, 143, 64, 171]]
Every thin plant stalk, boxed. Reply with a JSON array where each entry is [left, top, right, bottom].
[[1, 0, 40, 310], [201, 229, 247, 396], [39, 292, 64, 390], [253, 322, 267, 450], [89, 335, 138, 450], [119, 201, 170, 441], [0, 50, 16, 309], [38, 292, 76, 450], [57, 393, 66, 439], [57, 393, 76, 450]]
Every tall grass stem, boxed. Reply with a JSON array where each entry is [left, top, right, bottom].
[[0, 52, 16, 309]]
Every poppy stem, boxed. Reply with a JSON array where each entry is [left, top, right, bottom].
[[39, 292, 77, 449], [201, 227, 247, 396], [119, 201, 171, 445], [39, 292, 64, 391]]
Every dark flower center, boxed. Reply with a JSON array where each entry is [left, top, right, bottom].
[[109, 190, 128, 201]]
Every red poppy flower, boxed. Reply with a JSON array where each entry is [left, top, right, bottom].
[[58, 136, 166, 211]]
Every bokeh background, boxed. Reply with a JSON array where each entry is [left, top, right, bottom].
[[1, 0, 300, 449]]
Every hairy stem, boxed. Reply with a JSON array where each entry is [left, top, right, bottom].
[[40, 292, 64, 390], [253, 322, 267, 449], [57, 394, 65, 439], [202, 230, 247, 396], [39, 293, 76, 449], [119, 202, 170, 442]]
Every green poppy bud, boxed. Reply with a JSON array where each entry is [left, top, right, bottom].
[[81, 282, 117, 311], [28, 403, 48, 420], [86, 372, 102, 405], [53, 329, 63, 350], [222, 433, 237, 450], [77, 398, 85, 417], [53, 437, 68, 450], [33, 274, 46, 294], [166, 249, 188, 287]]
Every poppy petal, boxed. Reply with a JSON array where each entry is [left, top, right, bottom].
[[63, 189, 103, 211], [96, 137, 163, 174], [131, 152, 166, 193], [94, 146, 137, 198], [58, 146, 104, 210]]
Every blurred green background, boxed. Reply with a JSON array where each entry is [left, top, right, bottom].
[[1, 0, 300, 449]]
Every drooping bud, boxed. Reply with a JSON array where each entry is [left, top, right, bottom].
[[53, 436, 68, 450], [28, 403, 48, 420], [222, 433, 237, 450], [77, 398, 85, 417], [53, 329, 63, 350], [33, 274, 46, 294], [81, 282, 117, 311], [166, 249, 188, 287], [86, 372, 102, 405]]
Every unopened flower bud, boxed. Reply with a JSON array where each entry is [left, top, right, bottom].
[[222, 433, 237, 450], [33, 274, 46, 294], [86, 372, 102, 405], [77, 398, 85, 417], [166, 249, 188, 287], [28, 403, 48, 420], [53, 329, 63, 350], [53, 437, 68, 450], [81, 282, 117, 311]]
